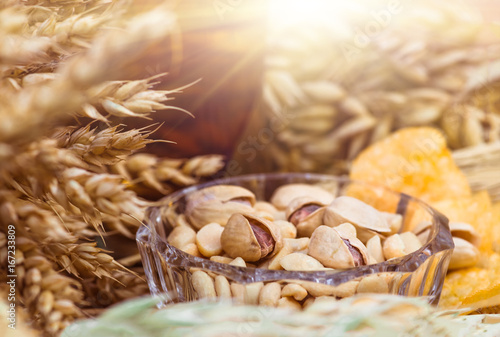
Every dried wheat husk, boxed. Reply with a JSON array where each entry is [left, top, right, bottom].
[[111, 153, 225, 199], [82, 268, 149, 308], [0, 1, 179, 144], [0, 192, 140, 334], [0, 286, 40, 337], [0, 1, 222, 336], [0, 231, 84, 335]]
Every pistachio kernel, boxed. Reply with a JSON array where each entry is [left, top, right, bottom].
[[289, 204, 322, 226], [249, 219, 275, 258]]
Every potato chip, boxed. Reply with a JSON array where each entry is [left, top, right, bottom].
[[350, 127, 471, 203], [350, 127, 500, 310]]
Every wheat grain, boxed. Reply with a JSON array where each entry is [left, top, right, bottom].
[[111, 154, 224, 198], [0, 2, 208, 335]]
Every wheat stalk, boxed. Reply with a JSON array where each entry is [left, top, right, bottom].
[[112, 154, 225, 197], [0, 1, 228, 336], [0, 285, 40, 337], [0, 1, 178, 144]]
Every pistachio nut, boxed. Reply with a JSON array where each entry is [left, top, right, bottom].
[[270, 184, 334, 210], [308, 225, 369, 269], [324, 196, 390, 243], [286, 196, 327, 237], [185, 185, 256, 229], [188, 185, 256, 207], [449, 222, 480, 247], [174, 214, 191, 228], [221, 213, 283, 262], [449, 237, 480, 270], [333, 222, 357, 238]]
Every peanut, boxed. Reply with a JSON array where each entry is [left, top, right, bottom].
[[214, 275, 231, 298], [274, 220, 297, 239], [278, 296, 302, 310], [167, 225, 196, 250], [192, 271, 216, 299], [281, 283, 308, 301], [279, 252, 324, 271], [259, 282, 281, 307], [245, 282, 264, 305], [196, 222, 224, 258], [357, 275, 389, 294]]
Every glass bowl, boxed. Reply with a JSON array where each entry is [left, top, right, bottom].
[[137, 173, 454, 307]]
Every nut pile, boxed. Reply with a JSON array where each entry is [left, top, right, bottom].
[[166, 183, 479, 306]]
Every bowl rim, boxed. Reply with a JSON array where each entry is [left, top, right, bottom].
[[137, 173, 454, 285]]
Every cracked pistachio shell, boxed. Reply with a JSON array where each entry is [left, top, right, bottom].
[[221, 213, 282, 262], [380, 212, 403, 234], [449, 222, 480, 247], [270, 184, 334, 210], [185, 185, 255, 230], [366, 235, 385, 263], [335, 224, 370, 266], [187, 185, 256, 205], [295, 209, 325, 238], [186, 199, 254, 230], [286, 196, 327, 238], [324, 196, 390, 242], [308, 225, 368, 269], [449, 237, 479, 270], [285, 196, 327, 220], [333, 222, 357, 238]]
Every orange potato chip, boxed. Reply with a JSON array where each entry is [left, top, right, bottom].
[[350, 127, 500, 310], [350, 127, 471, 203]]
